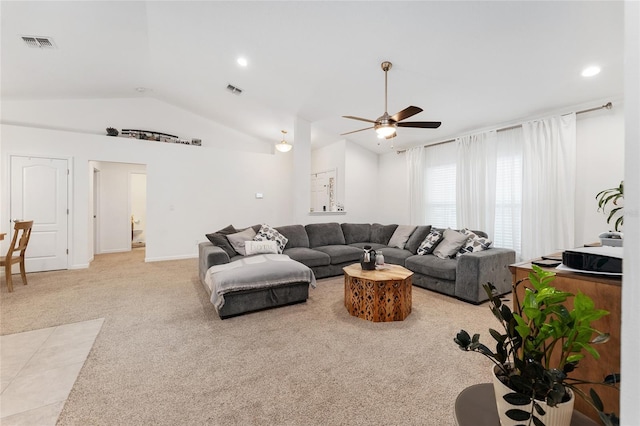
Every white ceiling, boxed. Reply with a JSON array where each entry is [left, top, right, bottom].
[[0, 1, 624, 154]]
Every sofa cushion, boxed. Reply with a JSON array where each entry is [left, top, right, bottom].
[[349, 242, 386, 250], [205, 224, 238, 258], [312, 245, 362, 265], [405, 225, 432, 254], [341, 223, 371, 245], [370, 223, 398, 245], [305, 222, 346, 247], [433, 228, 469, 259], [406, 254, 458, 281], [254, 224, 288, 253], [275, 225, 310, 249], [227, 227, 257, 256], [283, 247, 331, 267], [377, 247, 413, 265], [417, 228, 443, 255], [387, 225, 417, 249]]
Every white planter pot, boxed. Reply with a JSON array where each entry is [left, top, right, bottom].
[[598, 231, 623, 247], [491, 365, 574, 426]]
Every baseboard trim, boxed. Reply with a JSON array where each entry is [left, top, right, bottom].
[[69, 263, 90, 270], [145, 254, 198, 263]]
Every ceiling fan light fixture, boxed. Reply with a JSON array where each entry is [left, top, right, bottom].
[[341, 61, 441, 141], [276, 130, 292, 152], [375, 123, 396, 138]]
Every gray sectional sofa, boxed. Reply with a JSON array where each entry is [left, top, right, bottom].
[[199, 222, 516, 305]]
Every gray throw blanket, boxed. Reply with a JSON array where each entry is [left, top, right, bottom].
[[205, 254, 316, 312]]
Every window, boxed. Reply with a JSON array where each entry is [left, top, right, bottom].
[[424, 143, 457, 228], [494, 127, 523, 258]]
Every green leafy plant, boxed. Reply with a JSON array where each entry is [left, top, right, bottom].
[[596, 181, 624, 231], [454, 265, 620, 426]]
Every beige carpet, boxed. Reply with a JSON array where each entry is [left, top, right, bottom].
[[1, 250, 501, 425]]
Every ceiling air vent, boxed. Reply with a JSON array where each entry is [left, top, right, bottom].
[[21, 36, 56, 49], [226, 84, 243, 95]]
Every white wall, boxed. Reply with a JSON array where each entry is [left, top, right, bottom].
[[574, 104, 625, 245], [344, 141, 379, 223], [377, 151, 409, 224], [1, 98, 271, 154], [1, 98, 293, 267]]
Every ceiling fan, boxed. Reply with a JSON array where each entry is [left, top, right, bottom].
[[341, 61, 441, 139]]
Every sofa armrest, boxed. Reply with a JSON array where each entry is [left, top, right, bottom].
[[455, 248, 516, 304], [199, 242, 230, 283]]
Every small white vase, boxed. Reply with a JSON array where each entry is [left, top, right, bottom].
[[491, 365, 574, 426]]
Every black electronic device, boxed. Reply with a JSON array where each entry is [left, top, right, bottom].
[[562, 247, 622, 274]]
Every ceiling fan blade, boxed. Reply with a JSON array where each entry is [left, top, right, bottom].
[[340, 126, 374, 136], [342, 115, 377, 124], [397, 121, 442, 129], [390, 106, 423, 123]]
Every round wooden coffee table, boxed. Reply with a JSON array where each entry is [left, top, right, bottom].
[[343, 263, 413, 322]]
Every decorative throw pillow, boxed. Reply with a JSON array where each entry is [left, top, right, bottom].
[[205, 224, 238, 258], [433, 228, 469, 259], [417, 229, 443, 255], [387, 225, 417, 250], [254, 224, 288, 254], [244, 240, 279, 256], [226, 227, 257, 256], [456, 228, 493, 257]]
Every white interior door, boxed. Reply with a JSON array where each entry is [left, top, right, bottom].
[[10, 156, 69, 272]]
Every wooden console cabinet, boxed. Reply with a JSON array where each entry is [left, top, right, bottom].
[[510, 260, 621, 423]]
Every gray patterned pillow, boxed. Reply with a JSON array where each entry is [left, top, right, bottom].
[[254, 224, 289, 254], [456, 228, 493, 257], [417, 229, 443, 255]]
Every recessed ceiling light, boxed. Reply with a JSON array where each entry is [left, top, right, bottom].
[[581, 66, 601, 77], [237, 57, 248, 67]]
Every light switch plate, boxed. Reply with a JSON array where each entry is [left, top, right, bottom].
[[255, 193, 263, 199]]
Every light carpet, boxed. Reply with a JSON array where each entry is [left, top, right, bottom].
[[0, 250, 501, 425]]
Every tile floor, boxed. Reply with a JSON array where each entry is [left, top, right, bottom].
[[0, 318, 104, 425]]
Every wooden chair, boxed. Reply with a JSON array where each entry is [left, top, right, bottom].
[[1, 221, 33, 292]]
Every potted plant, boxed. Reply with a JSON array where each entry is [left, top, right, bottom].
[[596, 181, 624, 246], [454, 265, 620, 426]]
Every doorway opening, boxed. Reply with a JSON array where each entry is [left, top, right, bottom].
[[89, 161, 147, 259]]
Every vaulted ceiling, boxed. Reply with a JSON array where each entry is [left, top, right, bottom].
[[0, 1, 624, 154]]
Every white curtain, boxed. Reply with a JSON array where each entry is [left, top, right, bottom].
[[406, 146, 426, 225], [521, 113, 576, 260], [456, 131, 497, 236]]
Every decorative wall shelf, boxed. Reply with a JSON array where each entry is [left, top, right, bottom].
[[112, 128, 201, 146], [309, 211, 346, 216]]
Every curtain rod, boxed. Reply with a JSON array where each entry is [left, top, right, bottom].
[[396, 101, 613, 153]]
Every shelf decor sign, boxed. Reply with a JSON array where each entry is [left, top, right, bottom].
[[108, 128, 201, 146]]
